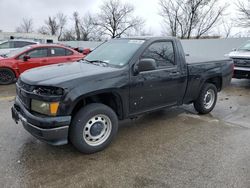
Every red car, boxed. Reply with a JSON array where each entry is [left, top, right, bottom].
[[0, 44, 85, 84]]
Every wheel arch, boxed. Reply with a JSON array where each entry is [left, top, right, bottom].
[[70, 90, 124, 120], [0, 66, 18, 78], [204, 76, 222, 91]]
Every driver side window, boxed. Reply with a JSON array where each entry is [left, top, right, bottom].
[[141, 41, 176, 69], [19, 48, 48, 59]]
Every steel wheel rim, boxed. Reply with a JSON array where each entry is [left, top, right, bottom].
[[0, 70, 12, 83], [203, 89, 215, 110], [83, 114, 112, 146]]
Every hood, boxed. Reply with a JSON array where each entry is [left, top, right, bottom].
[[229, 51, 250, 59], [20, 62, 121, 87]]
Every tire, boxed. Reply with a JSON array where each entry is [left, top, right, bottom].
[[193, 83, 217, 114], [0, 68, 15, 85], [69, 103, 118, 154]]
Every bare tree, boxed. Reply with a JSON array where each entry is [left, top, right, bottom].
[[159, 0, 181, 37], [38, 13, 67, 40], [95, 0, 144, 38], [236, 0, 250, 28], [57, 12, 67, 40], [16, 18, 34, 33], [79, 13, 96, 41], [159, 0, 227, 39], [37, 26, 49, 35], [222, 20, 233, 38], [46, 16, 59, 35], [73, 12, 81, 41], [61, 29, 76, 41]]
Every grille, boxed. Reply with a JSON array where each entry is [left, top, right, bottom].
[[16, 79, 33, 109], [17, 79, 34, 92], [233, 58, 250, 68]]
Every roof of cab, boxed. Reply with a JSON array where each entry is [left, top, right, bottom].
[[115, 36, 177, 41]]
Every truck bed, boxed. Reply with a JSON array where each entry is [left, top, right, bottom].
[[183, 56, 233, 104], [186, 56, 231, 64]]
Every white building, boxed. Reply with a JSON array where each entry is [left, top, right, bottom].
[[0, 32, 58, 43]]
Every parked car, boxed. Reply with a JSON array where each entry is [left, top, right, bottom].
[[0, 44, 84, 84], [11, 37, 233, 153], [0, 39, 38, 55], [73, 47, 92, 55], [228, 40, 250, 79]]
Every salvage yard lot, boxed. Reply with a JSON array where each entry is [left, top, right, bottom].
[[0, 79, 250, 188]]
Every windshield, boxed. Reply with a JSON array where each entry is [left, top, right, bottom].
[[84, 39, 145, 67], [238, 41, 250, 51], [4, 46, 32, 58]]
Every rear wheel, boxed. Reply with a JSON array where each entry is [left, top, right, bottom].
[[69, 103, 118, 154], [194, 83, 217, 114], [0, 68, 15, 85]]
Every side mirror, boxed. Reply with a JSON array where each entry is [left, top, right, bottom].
[[134, 58, 157, 75], [83, 48, 91, 55], [23, 55, 30, 61], [232, 48, 237, 51]]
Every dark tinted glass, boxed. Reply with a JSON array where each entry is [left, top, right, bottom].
[[0, 42, 9, 49], [50, 47, 66, 56], [142, 42, 175, 68], [14, 41, 35, 48], [66, 49, 73, 55], [27, 48, 48, 58], [9, 41, 14, 48]]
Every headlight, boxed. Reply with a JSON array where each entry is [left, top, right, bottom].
[[31, 99, 59, 116], [33, 86, 64, 96]]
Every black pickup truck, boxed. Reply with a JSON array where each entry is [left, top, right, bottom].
[[12, 37, 233, 153]]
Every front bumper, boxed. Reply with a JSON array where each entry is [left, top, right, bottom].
[[233, 67, 250, 79], [11, 97, 71, 146]]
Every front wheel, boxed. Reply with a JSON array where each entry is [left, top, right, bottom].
[[0, 68, 15, 85], [194, 83, 217, 114], [69, 103, 118, 154]]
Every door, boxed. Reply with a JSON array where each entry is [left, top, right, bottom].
[[45, 47, 74, 66], [129, 41, 185, 114], [17, 47, 48, 74]]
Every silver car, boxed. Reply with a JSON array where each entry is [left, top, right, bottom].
[[0, 39, 38, 56], [229, 40, 250, 79]]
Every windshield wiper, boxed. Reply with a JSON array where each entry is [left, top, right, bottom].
[[82, 59, 109, 67]]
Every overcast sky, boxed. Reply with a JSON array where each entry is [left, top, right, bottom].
[[0, 0, 241, 36]]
